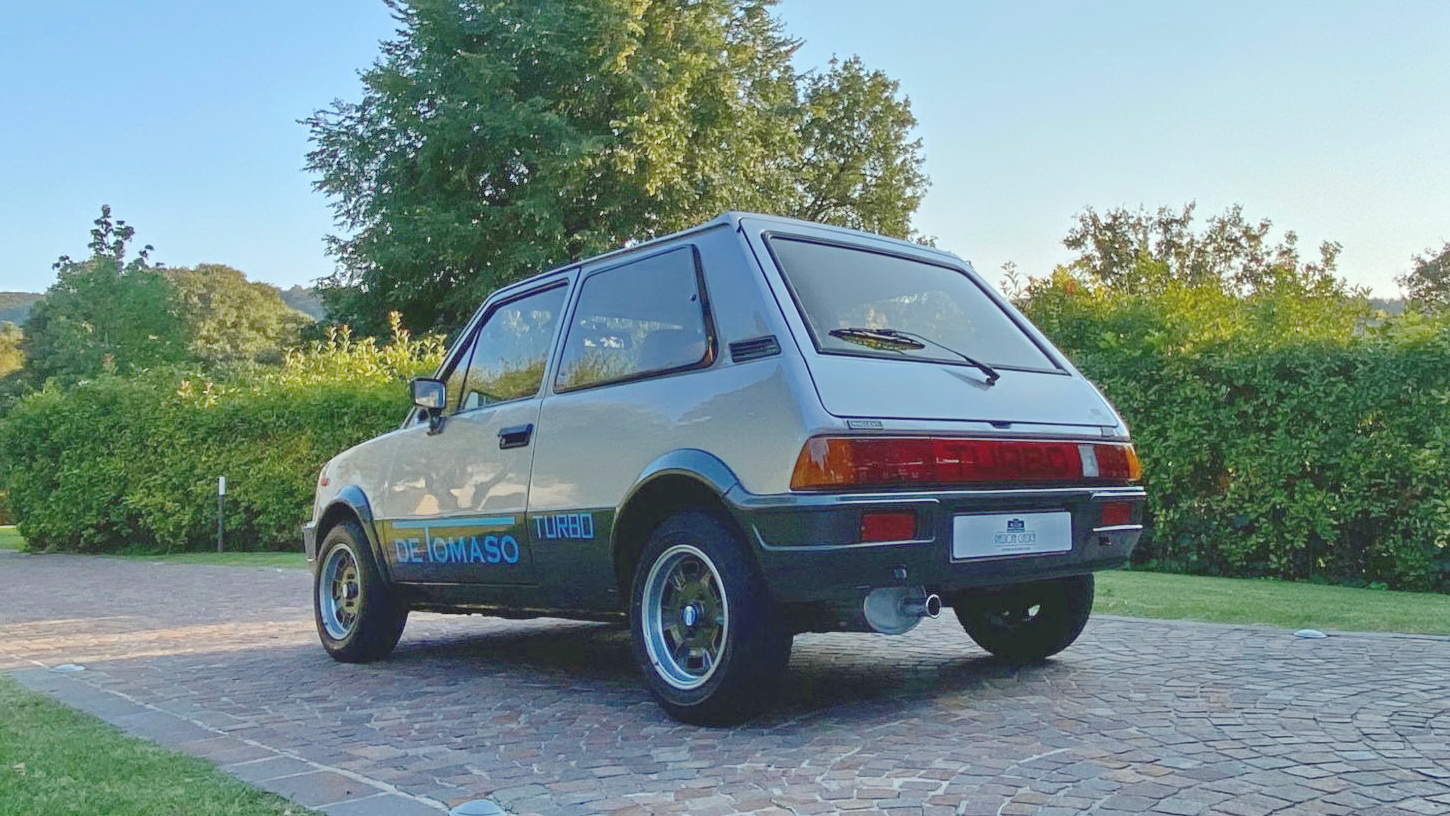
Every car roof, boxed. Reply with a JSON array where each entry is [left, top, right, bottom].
[[488, 212, 968, 301]]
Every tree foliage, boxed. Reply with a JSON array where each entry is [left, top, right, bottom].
[[165, 264, 313, 365], [1397, 241, 1450, 314], [20, 208, 318, 381], [1063, 203, 1345, 296], [306, 0, 928, 332], [1017, 204, 1370, 357], [0, 323, 22, 379], [792, 57, 926, 237], [22, 207, 189, 381]]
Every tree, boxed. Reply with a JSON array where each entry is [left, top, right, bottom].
[[0, 323, 22, 378], [165, 265, 314, 364], [1396, 241, 1450, 314], [22, 206, 189, 381], [1062, 203, 1345, 296], [1015, 204, 1369, 355], [792, 57, 926, 237], [306, 0, 928, 332]]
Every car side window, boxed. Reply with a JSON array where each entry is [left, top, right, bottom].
[[555, 246, 714, 392], [455, 285, 568, 413], [439, 345, 474, 415]]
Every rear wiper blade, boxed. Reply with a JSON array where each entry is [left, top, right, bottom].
[[828, 327, 1000, 386], [828, 327, 925, 351]]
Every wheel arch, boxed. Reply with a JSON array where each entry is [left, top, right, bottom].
[[611, 450, 745, 598], [316, 486, 393, 584]]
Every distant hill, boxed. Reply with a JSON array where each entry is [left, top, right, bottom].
[[0, 292, 41, 324], [0, 286, 327, 325], [1370, 297, 1406, 316], [281, 285, 326, 320]]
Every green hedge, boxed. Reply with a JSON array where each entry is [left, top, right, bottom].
[[0, 375, 401, 552], [0, 324, 442, 553], [1016, 270, 1450, 593], [1086, 338, 1450, 592]]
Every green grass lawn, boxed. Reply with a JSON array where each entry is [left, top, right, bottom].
[[0, 525, 24, 551], [1096, 569, 1450, 635], [0, 526, 306, 568], [0, 675, 315, 816]]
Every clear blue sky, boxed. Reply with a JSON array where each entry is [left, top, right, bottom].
[[3, 0, 1446, 297]]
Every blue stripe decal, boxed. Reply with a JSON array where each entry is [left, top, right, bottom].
[[390, 516, 516, 530]]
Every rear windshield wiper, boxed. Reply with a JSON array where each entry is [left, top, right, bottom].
[[828, 327, 1000, 386]]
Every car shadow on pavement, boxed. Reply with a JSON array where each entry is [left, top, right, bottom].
[[389, 617, 1065, 723]]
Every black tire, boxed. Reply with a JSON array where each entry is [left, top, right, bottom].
[[629, 509, 792, 726], [314, 520, 408, 663], [954, 574, 1094, 664]]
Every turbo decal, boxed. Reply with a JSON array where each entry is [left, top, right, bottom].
[[533, 512, 595, 541]]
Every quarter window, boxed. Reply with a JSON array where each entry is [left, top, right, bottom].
[[556, 247, 713, 391], [455, 286, 568, 412]]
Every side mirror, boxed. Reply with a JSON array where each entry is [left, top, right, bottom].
[[410, 378, 446, 411], [410, 378, 447, 435]]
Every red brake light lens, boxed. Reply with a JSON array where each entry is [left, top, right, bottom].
[[859, 511, 917, 542], [1099, 501, 1134, 527], [791, 437, 1142, 490]]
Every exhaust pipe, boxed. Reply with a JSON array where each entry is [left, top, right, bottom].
[[902, 593, 942, 619], [862, 587, 942, 635]]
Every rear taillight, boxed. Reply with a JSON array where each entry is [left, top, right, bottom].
[[860, 510, 917, 542], [790, 437, 1142, 490], [1099, 501, 1134, 527]]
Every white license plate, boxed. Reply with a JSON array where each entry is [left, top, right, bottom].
[[952, 511, 1073, 560]]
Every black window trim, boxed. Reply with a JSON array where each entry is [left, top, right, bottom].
[[761, 232, 1068, 375], [552, 243, 718, 395]]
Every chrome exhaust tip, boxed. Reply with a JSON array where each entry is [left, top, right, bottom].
[[902, 593, 942, 619]]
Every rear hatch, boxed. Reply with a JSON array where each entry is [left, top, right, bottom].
[[802, 354, 1119, 428], [754, 228, 1119, 431]]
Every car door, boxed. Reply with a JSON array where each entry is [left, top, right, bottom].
[[377, 282, 570, 586]]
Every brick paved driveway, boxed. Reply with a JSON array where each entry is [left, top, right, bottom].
[[2, 550, 1448, 816]]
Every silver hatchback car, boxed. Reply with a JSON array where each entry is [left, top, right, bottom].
[[304, 212, 1145, 724]]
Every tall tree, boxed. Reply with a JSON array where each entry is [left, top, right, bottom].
[[306, 0, 928, 332], [792, 57, 926, 237], [1396, 241, 1450, 314], [165, 264, 314, 364], [22, 207, 189, 381], [1063, 203, 1345, 296]]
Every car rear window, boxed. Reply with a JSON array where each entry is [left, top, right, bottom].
[[768, 237, 1059, 371]]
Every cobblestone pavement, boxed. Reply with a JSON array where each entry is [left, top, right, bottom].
[[2, 550, 1449, 816]]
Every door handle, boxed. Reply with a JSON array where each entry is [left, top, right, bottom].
[[498, 423, 533, 449]]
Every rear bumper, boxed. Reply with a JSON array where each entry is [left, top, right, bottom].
[[725, 484, 1145, 604]]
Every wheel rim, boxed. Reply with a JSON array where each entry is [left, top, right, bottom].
[[641, 544, 729, 690], [319, 543, 361, 640]]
